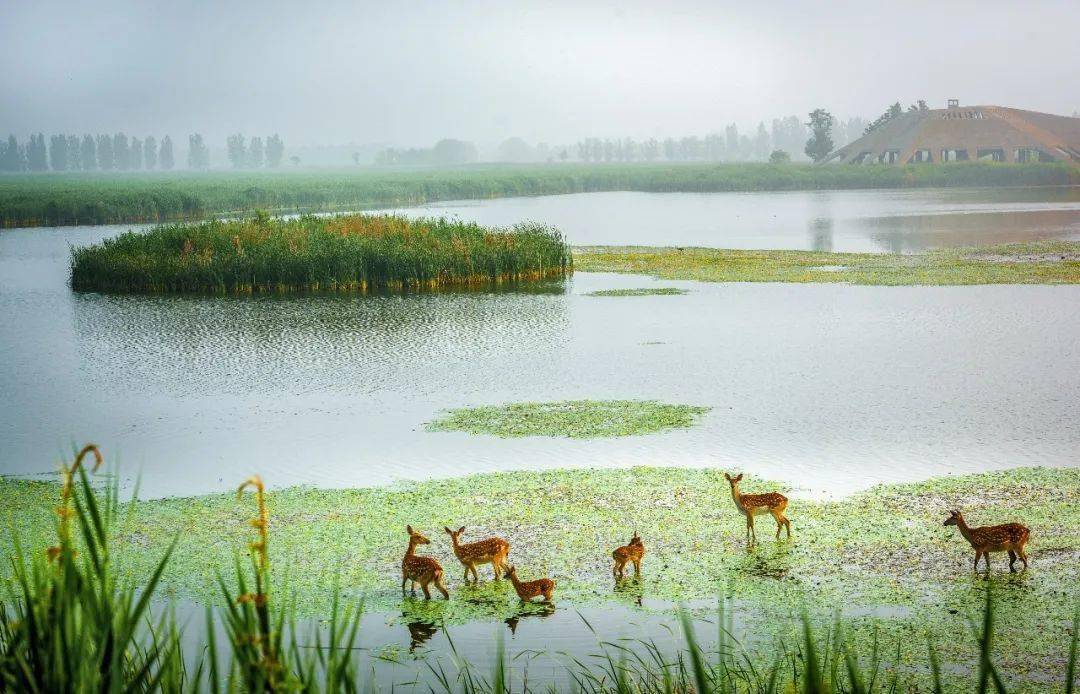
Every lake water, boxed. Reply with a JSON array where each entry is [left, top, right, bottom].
[[378, 186, 1080, 252], [2, 187, 1078, 499]]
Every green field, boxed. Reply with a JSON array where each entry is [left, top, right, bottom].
[[69, 213, 571, 293], [574, 240, 1080, 285], [2, 161, 1078, 227], [2, 465, 1077, 690]]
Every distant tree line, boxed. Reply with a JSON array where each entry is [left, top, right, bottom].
[[375, 139, 479, 166], [0, 132, 286, 172], [225, 134, 285, 169], [0, 133, 176, 172]]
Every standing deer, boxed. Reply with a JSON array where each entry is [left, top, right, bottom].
[[401, 525, 449, 599], [444, 526, 511, 582], [505, 565, 555, 603], [943, 510, 1030, 572], [612, 532, 645, 579], [724, 472, 791, 545]]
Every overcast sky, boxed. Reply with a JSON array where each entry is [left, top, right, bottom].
[[1, 0, 1077, 148]]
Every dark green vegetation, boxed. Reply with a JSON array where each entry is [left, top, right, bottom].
[[3, 162, 1078, 227], [2, 465, 1078, 690], [586, 287, 688, 297], [575, 240, 1080, 285], [426, 400, 710, 438], [69, 214, 571, 293]]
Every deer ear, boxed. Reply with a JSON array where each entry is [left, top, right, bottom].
[[458, 526, 466, 535], [407, 525, 414, 535], [443, 526, 452, 534], [724, 473, 732, 481]]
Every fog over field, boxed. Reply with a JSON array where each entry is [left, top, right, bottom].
[[2, 0, 1078, 148]]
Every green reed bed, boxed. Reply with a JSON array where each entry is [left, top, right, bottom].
[[69, 213, 572, 294], [3, 161, 1077, 228]]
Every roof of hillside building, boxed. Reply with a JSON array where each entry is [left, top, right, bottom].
[[825, 102, 1080, 165]]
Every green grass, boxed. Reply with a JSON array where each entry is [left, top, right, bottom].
[[425, 400, 710, 438], [585, 287, 688, 296], [2, 464, 1077, 690], [2, 161, 1077, 227], [574, 240, 1080, 285], [69, 213, 571, 293]]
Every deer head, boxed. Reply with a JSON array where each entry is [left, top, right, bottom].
[[443, 526, 466, 543], [724, 472, 744, 486], [629, 531, 642, 546], [943, 510, 962, 527], [505, 565, 518, 580], [407, 525, 431, 544]]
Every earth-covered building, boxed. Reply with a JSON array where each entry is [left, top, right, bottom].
[[825, 101, 1080, 165]]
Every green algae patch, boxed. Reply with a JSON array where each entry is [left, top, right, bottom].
[[585, 287, 688, 297], [573, 240, 1080, 286], [2, 466, 1077, 690], [425, 400, 710, 438]]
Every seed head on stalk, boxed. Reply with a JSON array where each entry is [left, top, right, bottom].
[[48, 444, 103, 562]]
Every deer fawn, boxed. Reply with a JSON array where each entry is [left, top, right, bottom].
[[612, 532, 644, 579], [943, 510, 1030, 572], [444, 526, 511, 582], [725, 472, 791, 545], [401, 525, 449, 599], [505, 565, 555, 602]]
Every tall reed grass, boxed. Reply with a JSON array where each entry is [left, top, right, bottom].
[[69, 213, 571, 294], [1, 446, 1077, 691], [4, 162, 1077, 228]]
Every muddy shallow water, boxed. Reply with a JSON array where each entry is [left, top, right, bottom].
[[1, 215, 1078, 499]]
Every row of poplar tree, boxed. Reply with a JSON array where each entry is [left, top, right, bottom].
[[0, 133, 285, 172]]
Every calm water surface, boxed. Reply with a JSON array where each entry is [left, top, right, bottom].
[[380, 186, 1080, 252], [2, 190, 1078, 498]]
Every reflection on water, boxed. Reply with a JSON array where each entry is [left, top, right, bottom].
[[382, 187, 1080, 252], [2, 191, 1080, 499]]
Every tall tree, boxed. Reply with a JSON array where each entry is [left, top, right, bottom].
[[226, 134, 247, 168], [143, 136, 157, 169], [27, 134, 49, 171], [1, 135, 21, 171], [725, 124, 739, 159], [80, 135, 96, 171], [112, 133, 130, 170], [130, 138, 143, 170], [804, 108, 835, 163], [96, 135, 114, 170], [247, 136, 264, 168], [265, 134, 284, 167], [49, 135, 69, 171], [186, 134, 209, 169], [66, 135, 81, 170], [160, 135, 175, 169], [754, 122, 770, 161]]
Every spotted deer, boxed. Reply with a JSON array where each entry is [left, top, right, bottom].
[[401, 525, 449, 599], [943, 510, 1030, 572], [444, 526, 510, 582], [505, 565, 555, 602], [725, 472, 791, 545], [612, 532, 645, 579]]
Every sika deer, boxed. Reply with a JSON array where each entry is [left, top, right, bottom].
[[612, 532, 644, 579], [725, 473, 791, 545], [505, 565, 555, 603], [444, 526, 510, 582], [943, 510, 1030, 572], [401, 525, 449, 599]]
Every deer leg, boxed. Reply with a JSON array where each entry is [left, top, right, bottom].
[[401, 576, 409, 594], [436, 574, 450, 599], [633, 559, 641, 575], [973, 551, 982, 572], [1008, 550, 1017, 572], [771, 510, 783, 539], [1019, 548, 1029, 569], [784, 516, 792, 539], [421, 581, 432, 600], [748, 514, 757, 545]]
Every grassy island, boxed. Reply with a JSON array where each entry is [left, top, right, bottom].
[[426, 400, 710, 438], [69, 213, 571, 293], [574, 240, 1080, 285]]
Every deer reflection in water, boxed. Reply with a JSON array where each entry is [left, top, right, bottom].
[[504, 602, 556, 636]]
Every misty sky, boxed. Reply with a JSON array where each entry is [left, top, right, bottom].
[[2, 0, 1078, 148]]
